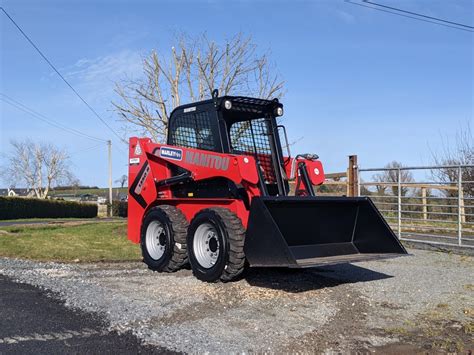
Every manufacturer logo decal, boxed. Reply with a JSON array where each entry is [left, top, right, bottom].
[[129, 157, 140, 165], [183, 106, 196, 113], [134, 142, 142, 156], [185, 151, 229, 171], [159, 147, 182, 161]]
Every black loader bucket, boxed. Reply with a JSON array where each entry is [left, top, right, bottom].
[[244, 197, 407, 268]]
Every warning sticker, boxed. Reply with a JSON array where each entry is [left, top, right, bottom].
[[134, 142, 142, 156], [129, 157, 140, 165]]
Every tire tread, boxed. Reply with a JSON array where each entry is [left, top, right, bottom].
[[160, 205, 188, 272], [209, 207, 246, 282], [142, 205, 188, 273]]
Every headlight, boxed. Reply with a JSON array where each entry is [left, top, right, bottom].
[[276, 107, 284, 116], [224, 100, 232, 110]]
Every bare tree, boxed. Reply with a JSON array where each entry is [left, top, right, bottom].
[[70, 177, 81, 195], [1, 140, 74, 199], [431, 122, 474, 198], [113, 33, 284, 142], [115, 174, 128, 188], [373, 161, 414, 197], [372, 173, 388, 195]]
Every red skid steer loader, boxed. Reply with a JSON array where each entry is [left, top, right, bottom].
[[128, 90, 407, 282]]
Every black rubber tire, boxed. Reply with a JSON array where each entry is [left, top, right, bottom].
[[140, 205, 188, 272], [187, 208, 245, 282]]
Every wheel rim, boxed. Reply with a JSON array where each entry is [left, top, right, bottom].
[[146, 220, 167, 260], [193, 222, 220, 269]]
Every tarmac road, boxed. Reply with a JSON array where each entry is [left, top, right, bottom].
[[0, 275, 168, 354]]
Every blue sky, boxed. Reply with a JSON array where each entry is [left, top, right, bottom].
[[1, 0, 472, 187]]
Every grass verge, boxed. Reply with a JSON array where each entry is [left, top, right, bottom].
[[0, 221, 141, 262]]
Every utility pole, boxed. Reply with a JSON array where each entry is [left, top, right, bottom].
[[108, 140, 113, 216]]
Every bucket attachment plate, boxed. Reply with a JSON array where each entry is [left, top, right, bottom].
[[244, 197, 407, 268]]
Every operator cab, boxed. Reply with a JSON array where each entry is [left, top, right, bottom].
[[167, 90, 290, 197]]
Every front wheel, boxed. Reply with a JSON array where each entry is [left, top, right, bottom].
[[140, 205, 188, 272], [187, 208, 246, 282]]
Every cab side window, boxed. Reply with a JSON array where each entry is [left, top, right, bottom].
[[168, 111, 217, 151]]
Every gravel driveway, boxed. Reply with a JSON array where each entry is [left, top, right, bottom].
[[0, 249, 472, 353]]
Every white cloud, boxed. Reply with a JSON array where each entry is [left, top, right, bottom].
[[65, 50, 143, 81], [336, 9, 356, 24], [60, 50, 144, 103]]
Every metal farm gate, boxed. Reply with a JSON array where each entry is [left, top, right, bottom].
[[319, 158, 474, 249]]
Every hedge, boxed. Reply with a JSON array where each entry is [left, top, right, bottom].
[[110, 200, 128, 217], [0, 197, 98, 220]]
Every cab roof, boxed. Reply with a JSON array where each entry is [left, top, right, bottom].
[[169, 93, 283, 125]]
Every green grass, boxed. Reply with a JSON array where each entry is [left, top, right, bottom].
[[0, 221, 141, 262]]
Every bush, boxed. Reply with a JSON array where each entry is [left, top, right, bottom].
[[111, 200, 128, 217], [0, 197, 98, 220]]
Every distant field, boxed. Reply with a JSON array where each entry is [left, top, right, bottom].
[[49, 188, 127, 198], [0, 221, 140, 262]]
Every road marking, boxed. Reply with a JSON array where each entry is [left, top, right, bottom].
[[0, 328, 108, 344]]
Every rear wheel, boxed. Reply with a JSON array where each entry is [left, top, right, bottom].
[[187, 208, 245, 282], [140, 205, 188, 272]]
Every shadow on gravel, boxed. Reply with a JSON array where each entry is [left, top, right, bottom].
[[244, 264, 392, 293]]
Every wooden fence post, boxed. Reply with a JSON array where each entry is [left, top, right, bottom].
[[421, 187, 427, 220], [459, 187, 466, 224], [346, 168, 350, 196], [347, 155, 358, 197]]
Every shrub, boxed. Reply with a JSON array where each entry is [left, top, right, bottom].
[[0, 197, 98, 220], [111, 200, 128, 217]]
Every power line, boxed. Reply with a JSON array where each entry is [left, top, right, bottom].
[[345, 0, 474, 33], [1, 94, 107, 143], [1, 95, 124, 195], [111, 138, 127, 155], [2, 94, 128, 155], [1, 94, 107, 142], [0, 7, 127, 143], [69, 143, 104, 156], [363, 0, 474, 30]]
